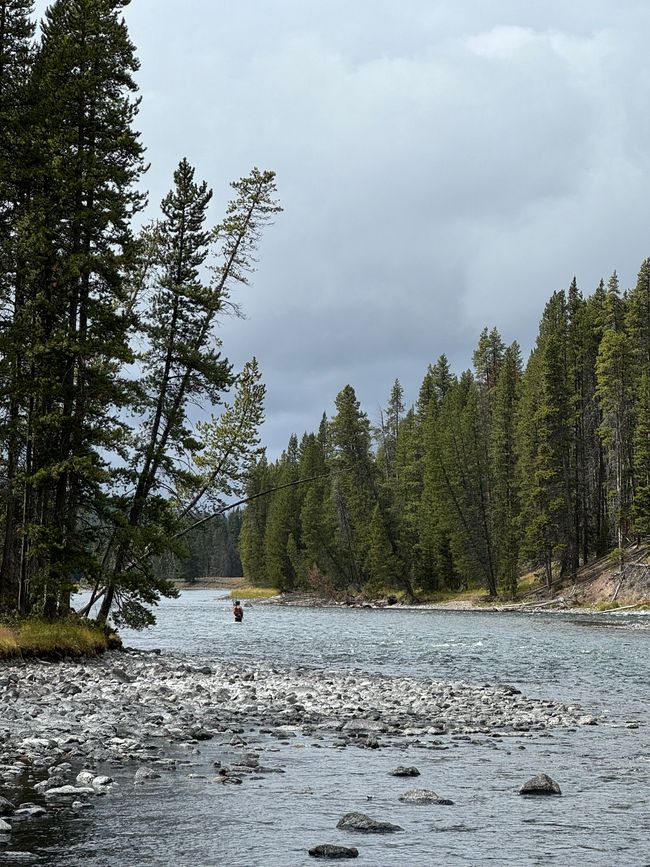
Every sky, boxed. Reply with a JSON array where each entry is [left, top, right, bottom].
[[36, 1, 650, 457]]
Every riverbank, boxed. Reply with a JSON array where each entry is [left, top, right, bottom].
[[0, 646, 596, 855], [0, 620, 118, 662], [181, 542, 650, 613], [2, 597, 649, 865]]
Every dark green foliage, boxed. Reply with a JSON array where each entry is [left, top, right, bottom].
[[0, 2, 278, 625], [250, 264, 650, 600]]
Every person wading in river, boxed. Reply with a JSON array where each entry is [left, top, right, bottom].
[[232, 600, 244, 623]]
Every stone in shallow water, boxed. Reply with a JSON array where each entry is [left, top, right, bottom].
[[308, 844, 359, 859], [518, 773, 561, 796], [398, 789, 454, 805], [0, 818, 11, 832], [12, 805, 47, 820], [336, 812, 403, 833], [390, 766, 420, 777], [134, 767, 161, 784], [44, 786, 95, 799], [0, 796, 14, 815]]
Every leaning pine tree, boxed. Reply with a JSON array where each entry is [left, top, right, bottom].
[[90, 161, 280, 627]]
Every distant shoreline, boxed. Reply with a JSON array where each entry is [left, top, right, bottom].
[[170, 583, 649, 618]]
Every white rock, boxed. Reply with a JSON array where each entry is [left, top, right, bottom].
[[92, 775, 113, 788], [76, 770, 96, 786], [44, 785, 95, 798]]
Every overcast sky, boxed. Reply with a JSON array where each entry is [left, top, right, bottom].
[[37, 1, 650, 457]]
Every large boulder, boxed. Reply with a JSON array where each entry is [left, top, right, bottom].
[[308, 844, 359, 859], [519, 774, 561, 796], [336, 812, 403, 833]]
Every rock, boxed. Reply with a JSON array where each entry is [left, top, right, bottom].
[[0, 796, 15, 815], [0, 818, 11, 832], [44, 786, 95, 798], [75, 771, 96, 786], [12, 805, 47, 820], [336, 812, 403, 833], [390, 766, 420, 777], [308, 844, 359, 859], [92, 775, 113, 789], [519, 773, 562, 796], [341, 720, 386, 734], [398, 788, 454, 805], [134, 767, 161, 784]]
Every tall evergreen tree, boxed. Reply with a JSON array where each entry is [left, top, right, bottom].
[[596, 275, 636, 570], [632, 371, 650, 536], [0, 0, 35, 612], [517, 292, 574, 588], [490, 342, 521, 593], [94, 162, 280, 625]]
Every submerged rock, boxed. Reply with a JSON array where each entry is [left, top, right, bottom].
[[134, 767, 161, 784], [336, 812, 403, 833], [308, 844, 359, 859], [398, 789, 454, 805], [12, 805, 46, 820], [390, 766, 420, 777], [0, 796, 14, 815], [519, 773, 562, 796]]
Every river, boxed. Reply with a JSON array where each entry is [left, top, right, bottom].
[[4, 592, 650, 866]]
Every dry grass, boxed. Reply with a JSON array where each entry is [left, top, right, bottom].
[[230, 586, 279, 600], [0, 625, 18, 655], [0, 619, 111, 659]]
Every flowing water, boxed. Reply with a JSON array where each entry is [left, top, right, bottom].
[[5, 592, 650, 866]]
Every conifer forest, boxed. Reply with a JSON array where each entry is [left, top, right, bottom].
[[2, 2, 650, 626], [240, 270, 650, 601], [0, 0, 276, 625]]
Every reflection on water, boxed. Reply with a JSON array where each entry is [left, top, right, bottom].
[[5, 593, 650, 866]]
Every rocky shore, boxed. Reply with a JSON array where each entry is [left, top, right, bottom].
[[0, 646, 597, 860]]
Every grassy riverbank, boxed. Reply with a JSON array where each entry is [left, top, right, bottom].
[[0, 618, 119, 661]]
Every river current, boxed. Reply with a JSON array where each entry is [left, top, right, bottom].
[[6, 592, 650, 866]]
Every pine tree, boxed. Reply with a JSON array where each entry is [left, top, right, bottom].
[[0, 0, 147, 616], [95, 162, 280, 625], [329, 385, 378, 589], [0, 0, 35, 611], [239, 455, 271, 584], [596, 275, 636, 570], [490, 342, 521, 593], [264, 435, 300, 591], [632, 372, 650, 536], [517, 292, 574, 588]]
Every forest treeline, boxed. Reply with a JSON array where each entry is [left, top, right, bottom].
[[154, 510, 243, 584], [240, 270, 650, 600], [0, 1, 274, 625]]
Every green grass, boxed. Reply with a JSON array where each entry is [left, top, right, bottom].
[[230, 586, 279, 600], [594, 600, 621, 611], [0, 618, 117, 660]]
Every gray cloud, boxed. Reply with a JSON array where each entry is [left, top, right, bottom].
[[33, 1, 650, 455]]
